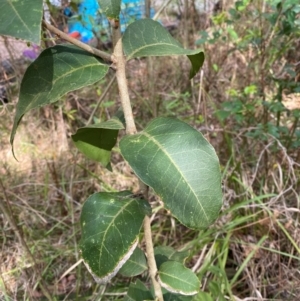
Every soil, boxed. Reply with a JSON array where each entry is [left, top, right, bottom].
[[0, 36, 28, 61]]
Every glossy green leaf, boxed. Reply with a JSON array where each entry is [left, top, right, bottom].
[[119, 247, 147, 277], [80, 191, 151, 284], [10, 44, 109, 151], [98, 0, 121, 19], [154, 246, 189, 268], [158, 261, 199, 296], [122, 19, 204, 79], [0, 0, 43, 43], [72, 117, 124, 170], [120, 117, 222, 230], [124, 279, 154, 301]]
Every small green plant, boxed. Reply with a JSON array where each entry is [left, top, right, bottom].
[[198, 0, 300, 162], [0, 1, 223, 300]]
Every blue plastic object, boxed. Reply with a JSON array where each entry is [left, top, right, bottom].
[[67, 0, 155, 43], [67, 0, 99, 43]]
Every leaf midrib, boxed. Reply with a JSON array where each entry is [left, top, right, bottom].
[[160, 270, 195, 287], [98, 198, 137, 274], [20, 61, 105, 115], [142, 131, 209, 222], [126, 42, 199, 60]]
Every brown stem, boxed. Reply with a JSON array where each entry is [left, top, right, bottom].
[[112, 23, 163, 300], [86, 73, 116, 125], [144, 216, 164, 301], [183, 0, 189, 48], [42, 20, 112, 62], [140, 182, 163, 301], [145, 0, 151, 18], [112, 26, 136, 135]]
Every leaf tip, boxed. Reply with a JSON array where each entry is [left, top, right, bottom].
[[106, 162, 113, 171], [11, 150, 19, 162], [10, 134, 19, 162], [188, 51, 205, 79], [82, 239, 139, 284]]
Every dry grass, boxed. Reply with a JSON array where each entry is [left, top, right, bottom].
[[0, 108, 139, 299]]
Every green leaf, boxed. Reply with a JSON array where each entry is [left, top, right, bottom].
[[80, 191, 151, 284], [163, 293, 193, 301], [208, 281, 226, 301], [187, 53, 205, 79], [119, 247, 147, 277], [10, 44, 109, 152], [125, 279, 154, 301], [158, 261, 200, 296], [154, 246, 189, 268], [0, 0, 43, 44], [193, 292, 214, 301], [72, 117, 124, 170], [122, 19, 204, 79], [119, 117, 222, 230], [98, 0, 121, 19]]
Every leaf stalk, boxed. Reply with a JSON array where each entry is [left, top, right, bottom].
[[42, 20, 112, 62]]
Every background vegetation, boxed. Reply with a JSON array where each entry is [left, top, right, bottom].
[[1, 0, 300, 300]]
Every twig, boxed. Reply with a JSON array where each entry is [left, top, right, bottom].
[[42, 20, 112, 63], [183, 0, 189, 48], [191, 244, 207, 272], [0, 178, 53, 301], [58, 259, 83, 282], [86, 73, 116, 125], [153, 0, 173, 21], [196, 69, 204, 115]]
